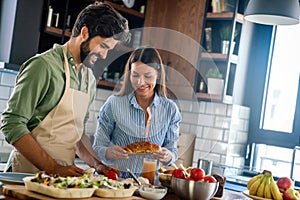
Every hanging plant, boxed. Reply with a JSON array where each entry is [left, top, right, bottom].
[[219, 26, 231, 41], [219, 26, 238, 41]]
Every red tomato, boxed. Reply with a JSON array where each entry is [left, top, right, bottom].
[[104, 170, 118, 180], [190, 168, 205, 181], [203, 175, 217, 183], [185, 177, 194, 181], [172, 169, 185, 179]]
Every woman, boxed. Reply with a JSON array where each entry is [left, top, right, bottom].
[[93, 46, 182, 178]]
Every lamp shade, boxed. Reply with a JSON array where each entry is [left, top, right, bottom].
[[244, 0, 300, 25]]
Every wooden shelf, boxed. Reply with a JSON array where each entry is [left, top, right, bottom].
[[207, 12, 244, 23], [104, 0, 145, 19], [201, 52, 228, 60], [196, 92, 222, 101], [45, 26, 71, 37], [97, 80, 123, 91], [207, 12, 234, 19], [97, 80, 116, 88]]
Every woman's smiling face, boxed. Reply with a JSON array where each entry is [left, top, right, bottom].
[[130, 61, 158, 97]]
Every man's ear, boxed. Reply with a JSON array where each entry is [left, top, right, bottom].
[[81, 26, 89, 40]]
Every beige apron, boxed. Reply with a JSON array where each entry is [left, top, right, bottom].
[[13, 46, 90, 173]]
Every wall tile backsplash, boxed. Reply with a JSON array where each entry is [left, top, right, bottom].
[[0, 69, 18, 162], [0, 69, 250, 176]]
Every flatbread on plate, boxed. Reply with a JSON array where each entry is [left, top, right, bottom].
[[23, 176, 95, 198], [124, 141, 160, 154]]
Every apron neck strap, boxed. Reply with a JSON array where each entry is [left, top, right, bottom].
[[62, 44, 90, 94], [61, 45, 71, 89]]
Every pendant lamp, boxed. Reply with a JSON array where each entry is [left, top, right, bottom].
[[244, 0, 300, 25]]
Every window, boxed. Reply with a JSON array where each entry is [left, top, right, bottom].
[[261, 24, 300, 133]]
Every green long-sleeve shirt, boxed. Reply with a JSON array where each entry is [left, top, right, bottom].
[[1, 44, 96, 144]]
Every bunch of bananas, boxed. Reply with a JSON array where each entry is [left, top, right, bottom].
[[247, 170, 283, 200]]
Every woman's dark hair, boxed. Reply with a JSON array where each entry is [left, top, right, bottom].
[[116, 46, 167, 97], [72, 3, 130, 43]]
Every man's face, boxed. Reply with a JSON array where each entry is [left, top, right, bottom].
[[80, 36, 118, 68]]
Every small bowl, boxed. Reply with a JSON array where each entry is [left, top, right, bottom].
[[171, 177, 219, 200], [138, 185, 168, 200], [158, 173, 172, 188]]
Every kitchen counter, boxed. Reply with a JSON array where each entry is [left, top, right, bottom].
[[0, 183, 251, 200]]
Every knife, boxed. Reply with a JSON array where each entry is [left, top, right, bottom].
[[126, 168, 141, 186]]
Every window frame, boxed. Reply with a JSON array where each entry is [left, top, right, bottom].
[[247, 26, 300, 149]]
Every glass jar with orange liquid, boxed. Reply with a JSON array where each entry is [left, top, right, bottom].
[[142, 157, 157, 185]]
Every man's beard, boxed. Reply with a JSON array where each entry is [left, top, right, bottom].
[[80, 39, 101, 68], [83, 53, 101, 68]]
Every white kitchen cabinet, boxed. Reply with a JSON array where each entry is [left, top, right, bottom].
[[176, 133, 196, 167]]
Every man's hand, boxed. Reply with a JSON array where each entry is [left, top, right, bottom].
[[95, 164, 120, 176], [48, 164, 85, 177]]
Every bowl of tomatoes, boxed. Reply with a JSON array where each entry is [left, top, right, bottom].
[[171, 167, 219, 200]]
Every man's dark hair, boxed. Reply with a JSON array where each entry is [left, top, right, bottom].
[[72, 3, 131, 43]]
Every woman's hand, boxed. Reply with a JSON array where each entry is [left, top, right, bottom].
[[153, 147, 172, 164], [106, 145, 129, 161]]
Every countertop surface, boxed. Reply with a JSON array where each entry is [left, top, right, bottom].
[[0, 182, 251, 200]]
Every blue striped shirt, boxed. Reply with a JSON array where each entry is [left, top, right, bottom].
[[92, 92, 182, 178]]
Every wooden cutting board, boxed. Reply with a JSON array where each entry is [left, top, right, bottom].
[[3, 185, 145, 200]]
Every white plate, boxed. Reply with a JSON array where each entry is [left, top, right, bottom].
[[0, 172, 34, 185], [242, 190, 273, 200], [127, 152, 154, 156]]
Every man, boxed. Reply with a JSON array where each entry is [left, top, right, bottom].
[[0, 3, 130, 177]]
